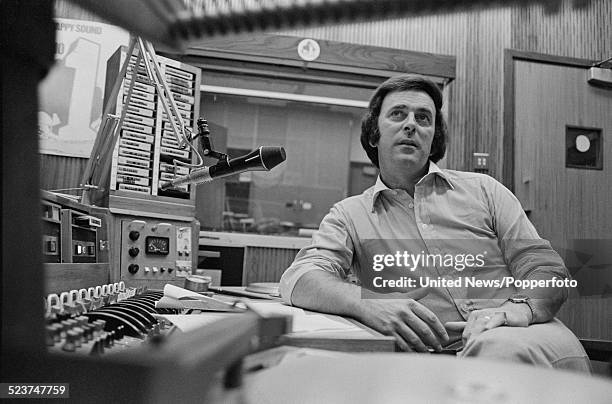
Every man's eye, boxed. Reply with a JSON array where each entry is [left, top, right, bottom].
[[389, 110, 406, 121], [415, 113, 432, 126]]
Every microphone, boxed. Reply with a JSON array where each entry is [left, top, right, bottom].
[[160, 146, 286, 190]]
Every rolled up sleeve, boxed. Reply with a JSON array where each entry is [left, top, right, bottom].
[[279, 204, 354, 305], [487, 178, 570, 322]]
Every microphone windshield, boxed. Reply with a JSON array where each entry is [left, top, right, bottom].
[[260, 146, 286, 169]]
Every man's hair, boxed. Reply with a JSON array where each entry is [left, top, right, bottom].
[[360, 74, 448, 167]]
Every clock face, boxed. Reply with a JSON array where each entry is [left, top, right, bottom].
[[145, 236, 170, 255]]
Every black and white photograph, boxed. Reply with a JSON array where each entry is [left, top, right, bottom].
[[2, 0, 612, 402]]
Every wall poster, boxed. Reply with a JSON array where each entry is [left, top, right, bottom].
[[38, 18, 129, 158]]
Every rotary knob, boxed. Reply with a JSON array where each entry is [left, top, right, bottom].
[[129, 230, 140, 241], [128, 264, 139, 274], [128, 247, 140, 257]]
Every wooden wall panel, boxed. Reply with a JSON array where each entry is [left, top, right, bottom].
[[54, 0, 100, 21], [512, 0, 612, 61], [40, 153, 87, 194], [557, 297, 612, 341], [44, 263, 110, 295], [243, 247, 300, 284]]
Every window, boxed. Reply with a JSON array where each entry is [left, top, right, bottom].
[[566, 125, 603, 170], [199, 92, 366, 235]]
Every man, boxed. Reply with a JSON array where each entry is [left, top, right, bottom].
[[279, 74, 590, 372]]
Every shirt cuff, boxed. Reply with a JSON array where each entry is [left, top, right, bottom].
[[279, 265, 320, 305]]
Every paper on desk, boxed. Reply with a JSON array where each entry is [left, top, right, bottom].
[[247, 302, 362, 333], [163, 283, 204, 300], [155, 284, 242, 311], [156, 313, 230, 333], [246, 302, 305, 317]]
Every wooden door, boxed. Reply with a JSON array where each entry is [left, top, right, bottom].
[[513, 57, 612, 340]]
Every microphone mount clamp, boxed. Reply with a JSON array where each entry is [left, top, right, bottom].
[[193, 118, 230, 171]]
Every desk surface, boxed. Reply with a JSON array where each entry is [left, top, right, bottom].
[[244, 353, 612, 404], [278, 315, 396, 353], [190, 289, 397, 352]]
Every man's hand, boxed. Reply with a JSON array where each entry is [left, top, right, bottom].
[[357, 288, 449, 352], [444, 302, 532, 346]]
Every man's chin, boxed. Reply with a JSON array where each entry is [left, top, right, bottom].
[[395, 152, 424, 163], [391, 155, 429, 170]]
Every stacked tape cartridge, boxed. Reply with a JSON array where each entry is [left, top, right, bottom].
[[104, 46, 201, 204]]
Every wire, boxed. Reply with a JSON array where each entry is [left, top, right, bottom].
[[172, 126, 205, 170], [593, 55, 612, 68], [48, 187, 89, 192]]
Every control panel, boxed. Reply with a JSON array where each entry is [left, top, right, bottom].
[[120, 219, 194, 287], [42, 196, 104, 265], [62, 209, 101, 263], [42, 200, 62, 263]]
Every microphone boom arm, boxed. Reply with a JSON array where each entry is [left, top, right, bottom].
[[160, 145, 286, 190]]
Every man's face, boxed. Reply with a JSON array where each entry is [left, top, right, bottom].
[[375, 90, 436, 175]]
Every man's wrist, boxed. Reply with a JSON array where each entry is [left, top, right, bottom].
[[504, 296, 535, 324]]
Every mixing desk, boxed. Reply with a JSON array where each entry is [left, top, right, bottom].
[[45, 282, 182, 356]]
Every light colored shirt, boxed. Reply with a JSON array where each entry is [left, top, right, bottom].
[[280, 161, 569, 325]]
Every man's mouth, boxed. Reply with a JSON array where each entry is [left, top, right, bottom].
[[398, 140, 418, 148]]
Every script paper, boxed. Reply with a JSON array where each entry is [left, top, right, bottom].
[[247, 302, 362, 333]]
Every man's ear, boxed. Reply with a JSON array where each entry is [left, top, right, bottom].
[[368, 134, 378, 148]]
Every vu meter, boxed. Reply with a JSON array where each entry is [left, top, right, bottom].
[[145, 236, 170, 255], [120, 219, 195, 288]]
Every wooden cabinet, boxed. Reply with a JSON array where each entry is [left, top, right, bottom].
[[199, 231, 309, 285]]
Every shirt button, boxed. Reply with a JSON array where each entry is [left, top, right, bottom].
[[421, 224, 429, 229], [408, 202, 414, 209]]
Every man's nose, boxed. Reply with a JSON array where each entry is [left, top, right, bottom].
[[403, 113, 417, 132]]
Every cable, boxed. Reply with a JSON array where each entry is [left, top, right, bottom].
[[592, 55, 612, 68]]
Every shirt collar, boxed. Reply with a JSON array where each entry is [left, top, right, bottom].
[[369, 161, 454, 211]]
